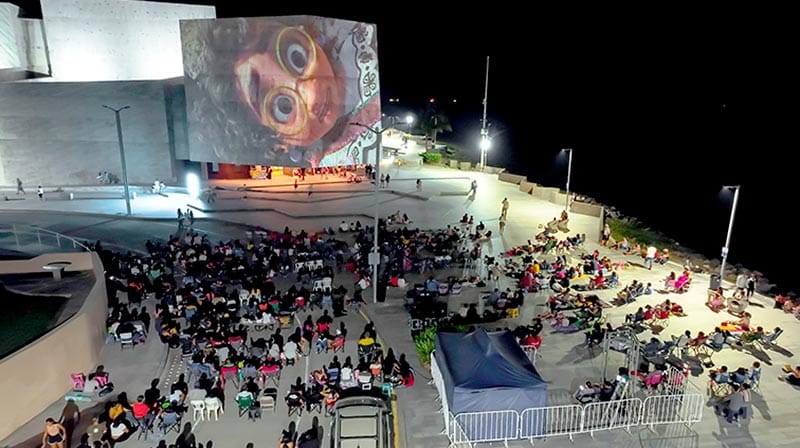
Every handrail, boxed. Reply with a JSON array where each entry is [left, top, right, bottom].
[[0, 224, 92, 252]]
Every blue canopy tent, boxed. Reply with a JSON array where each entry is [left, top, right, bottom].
[[434, 328, 547, 441]]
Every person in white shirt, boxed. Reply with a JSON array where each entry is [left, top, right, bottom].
[[645, 246, 657, 270]]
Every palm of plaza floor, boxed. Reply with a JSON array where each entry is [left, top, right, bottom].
[[1, 164, 798, 448]]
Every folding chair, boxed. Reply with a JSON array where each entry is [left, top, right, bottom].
[[327, 368, 340, 385], [259, 394, 276, 413], [260, 366, 281, 388], [236, 394, 254, 417], [136, 414, 156, 441], [331, 335, 346, 353], [651, 310, 670, 328], [158, 412, 181, 435], [287, 396, 304, 417], [119, 332, 136, 350]]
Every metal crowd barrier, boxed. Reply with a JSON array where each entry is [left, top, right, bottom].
[[582, 398, 644, 436], [450, 410, 519, 446], [641, 393, 704, 429], [519, 404, 582, 442], [443, 393, 704, 446]]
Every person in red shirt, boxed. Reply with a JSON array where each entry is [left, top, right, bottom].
[[131, 395, 152, 427]]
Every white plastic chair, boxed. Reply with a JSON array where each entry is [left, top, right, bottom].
[[204, 397, 223, 421], [190, 400, 206, 421]]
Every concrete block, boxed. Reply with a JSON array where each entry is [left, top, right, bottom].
[[519, 180, 537, 194], [571, 201, 603, 217], [498, 172, 525, 184], [459, 162, 471, 170]]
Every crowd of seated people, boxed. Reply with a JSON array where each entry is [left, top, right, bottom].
[[663, 270, 692, 294], [617, 280, 645, 303]]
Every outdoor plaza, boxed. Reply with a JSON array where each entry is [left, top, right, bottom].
[[1, 161, 798, 448]]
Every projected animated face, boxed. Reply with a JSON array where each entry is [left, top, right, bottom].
[[234, 26, 344, 146], [181, 16, 381, 167]]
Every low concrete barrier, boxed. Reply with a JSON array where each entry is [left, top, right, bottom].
[[449, 160, 458, 169], [571, 202, 603, 217], [484, 166, 506, 174], [519, 180, 537, 194], [498, 173, 525, 184], [533, 186, 559, 202], [459, 162, 472, 171]]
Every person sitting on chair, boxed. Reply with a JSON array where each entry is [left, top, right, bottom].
[[574, 381, 600, 404], [279, 421, 297, 448], [779, 365, 800, 386]]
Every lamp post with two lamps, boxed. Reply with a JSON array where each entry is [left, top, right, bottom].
[[719, 185, 741, 287], [350, 114, 414, 303], [102, 104, 132, 216]]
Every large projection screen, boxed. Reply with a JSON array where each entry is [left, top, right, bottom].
[[180, 16, 381, 167]]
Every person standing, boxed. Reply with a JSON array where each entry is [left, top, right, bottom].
[[499, 216, 506, 235], [645, 245, 657, 270], [380, 174, 385, 188], [416, 179, 422, 191], [16, 177, 24, 195], [501, 197, 509, 220], [37, 185, 44, 200], [385, 173, 391, 186], [294, 178, 298, 190], [42, 418, 67, 448], [602, 223, 611, 246], [746, 274, 756, 298], [307, 184, 313, 197]]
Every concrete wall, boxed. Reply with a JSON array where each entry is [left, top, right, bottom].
[[40, 0, 215, 81], [519, 180, 537, 194], [498, 172, 525, 184], [0, 4, 48, 74], [499, 173, 603, 222], [0, 80, 177, 186], [0, 252, 107, 441], [571, 201, 604, 218]]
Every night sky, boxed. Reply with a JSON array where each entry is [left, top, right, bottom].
[[9, 1, 798, 292]]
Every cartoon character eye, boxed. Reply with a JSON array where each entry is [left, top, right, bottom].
[[276, 27, 317, 79], [270, 93, 295, 124], [285, 43, 308, 76], [262, 86, 308, 136]]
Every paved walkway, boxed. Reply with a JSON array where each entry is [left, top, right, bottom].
[[1, 164, 798, 448]]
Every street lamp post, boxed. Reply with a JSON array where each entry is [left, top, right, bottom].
[[479, 56, 490, 171], [102, 105, 132, 216], [350, 114, 414, 303], [563, 148, 573, 211], [719, 185, 741, 287]]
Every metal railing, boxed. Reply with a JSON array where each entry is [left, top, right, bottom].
[[452, 410, 518, 445], [440, 392, 704, 446], [582, 398, 644, 436], [0, 224, 91, 252], [519, 404, 582, 441], [641, 393, 704, 429]]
